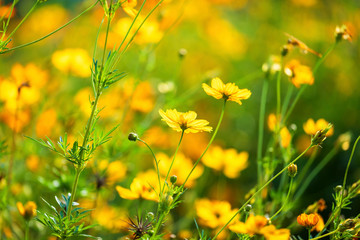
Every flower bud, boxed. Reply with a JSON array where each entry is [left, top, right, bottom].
[[339, 219, 357, 232], [244, 204, 252, 212], [146, 212, 155, 221], [128, 132, 138, 142], [335, 185, 343, 193], [311, 123, 333, 147], [281, 45, 289, 57], [288, 163, 298, 178], [178, 48, 188, 59], [170, 175, 177, 185]]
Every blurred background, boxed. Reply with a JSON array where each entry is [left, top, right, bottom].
[[0, 0, 359, 239]]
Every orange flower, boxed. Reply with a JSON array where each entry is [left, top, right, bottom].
[[312, 213, 325, 232], [297, 213, 319, 228], [159, 109, 212, 133], [303, 118, 334, 137], [284, 60, 314, 88], [16, 201, 37, 220], [202, 77, 251, 105]]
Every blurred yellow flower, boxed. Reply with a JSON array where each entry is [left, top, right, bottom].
[[303, 118, 334, 137], [0, 109, 30, 133], [121, 0, 138, 17], [202, 145, 248, 179], [156, 152, 203, 187], [36, 109, 57, 138], [26, 155, 40, 172], [280, 127, 291, 148], [195, 198, 238, 229], [130, 81, 155, 113], [96, 160, 127, 187], [267, 113, 279, 131], [51, 48, 92, 77], [229, 215, 290, 240], [284, 60, 314, 88], [116, 170, 159, 202], [16, 201, 37, 220], [159, 109, 212, 133], [202, 77, 251, 105]]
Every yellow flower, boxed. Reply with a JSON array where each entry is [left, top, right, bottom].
[[26, 155, 40, 172], [116, 170, 159, 202], [280, 127, 291, 148], [303, 118, 334, 137], [229, 215, 290, 240], [267, 113, 279, 132], [156, 152, 203, 187], [202, 77, 251, 104], [16, 201, 37, 220], [202, 145, 248, 179], [121, 0, 138, 17], [195, 198, 238, 229], [159, 109, 212, 133], [284, 60, 314, 88], [36, 109, 57, 138], [96, 160, 127, 188], [51, 48, 92, 77]]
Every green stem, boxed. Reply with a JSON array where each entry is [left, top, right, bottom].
[[294, 147, 337, 201], [212, 145, 313, 240], [281, 84, 294, 119], [276, 57, 283, 124], [256, 78, 269, 213], [163, 130, 184, 192], [283, 42, 337, 124], [138, 138, 162, 195], [152, 213, 165, 237], [66, 167, 82, 220], [317, 136, 360, 237], [25, 221, 29, 240], [312, 229, 338, 240], [270, 178, 293, 221], [181, 100, 227, 188], [338, 136, 360, 215], [308, 229, 311, 240], [0, 0, 16, 42], [1, 0, 99, 54], [1, 0, 39, 51]]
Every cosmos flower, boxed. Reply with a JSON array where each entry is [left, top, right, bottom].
[[202, 77, 251, 105], [159, 109, 212, 133]]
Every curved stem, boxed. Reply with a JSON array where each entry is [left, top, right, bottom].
[[138, 138, 162, 194], [181, 100, 227, 188], [163, 130, 184, 192], [317, 136, 360, 236], [212, 145, 312, 240], [0, 0, 99, 54], [283, 42, 337, 124], [270, 178, 293, 221], [276, 57, 283, 125]]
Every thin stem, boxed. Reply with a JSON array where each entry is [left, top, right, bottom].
[[338, 136, 360, 215], [312, 229, 338, 240], [308, 229, 311, 240], [163, 130, 184, 192], [317, 136, 360, 237], [281, 84, 294, 119], [294, 148, 318, 191], [276, 57, 283, 124], [212, 145, 313, 240], [0, 0, 99, 54], [1, 0, 39, 51], [25, 221, 29, 240], [294, 147, 337, 201], [270, 178, 293, 221], [181, 100, 227, 188], [283, 42, 337, 124], [256, 78, 269, 213], [66, 167, 82, 220], [138, 138, 162, 194]]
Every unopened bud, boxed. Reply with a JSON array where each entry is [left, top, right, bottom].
[[281, 45, 289, 57], [244, 204, 252, 212], [146, 212, 154, 221], [178, 48, 188, 59], [339, 219, 357, 232], [311, 123, 333, 147], [170, 175, 177, 185], [288, 163, 298, 178], [128, 132, 138, 141], [335, 185, 343, 193]]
